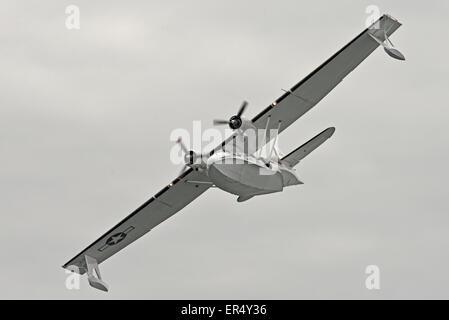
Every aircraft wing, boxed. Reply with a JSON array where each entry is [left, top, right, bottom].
[[251, 14, 402, 132], [63, 168, 211, 274], [212, 14, 402, 155]]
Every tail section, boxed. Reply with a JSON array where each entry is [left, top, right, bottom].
[[282, 127, 335, 167]]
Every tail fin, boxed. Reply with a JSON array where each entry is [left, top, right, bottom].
[[282, 127, 335, 167]]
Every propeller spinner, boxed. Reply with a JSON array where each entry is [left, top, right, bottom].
[[176, 137, 199, 165], [176, 137, 205, 174], [213, 100, 248, 130]]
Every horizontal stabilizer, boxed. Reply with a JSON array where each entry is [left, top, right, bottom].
[[282, 127, 335, 167]]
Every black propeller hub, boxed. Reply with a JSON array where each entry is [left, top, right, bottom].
[[213, 100, 248, 130], [184, 150, 198, 165], [229, 115, 242, 130]]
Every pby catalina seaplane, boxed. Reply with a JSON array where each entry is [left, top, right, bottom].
[[63, 14, 405, 291]]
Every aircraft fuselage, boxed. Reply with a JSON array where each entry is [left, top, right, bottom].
[[206, 152, 301, 200]]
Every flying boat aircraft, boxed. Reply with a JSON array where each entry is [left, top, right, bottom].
[[63, 14, 405, 291]]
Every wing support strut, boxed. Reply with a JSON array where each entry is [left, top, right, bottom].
[[368, 30, 405, 60], [258, 115, 271, 159], [268, 120, 282, 160], [85, 255, 109, 292]]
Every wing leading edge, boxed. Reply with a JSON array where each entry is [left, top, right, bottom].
[[251, 14, 402, 131], [212, 14, 402, 155], [63, 168, 211, 274]]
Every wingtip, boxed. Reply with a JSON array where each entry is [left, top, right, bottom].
[[383, 13, 402, 25], [327, 127, 336, 136]]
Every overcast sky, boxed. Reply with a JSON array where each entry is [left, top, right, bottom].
[[1, 0, 449, 299]]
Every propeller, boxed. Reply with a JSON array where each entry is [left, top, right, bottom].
[[213, 100, 248, 130], [176, 137, 203, 175]]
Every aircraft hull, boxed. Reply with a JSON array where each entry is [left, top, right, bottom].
[[207, 160, 284, 197]]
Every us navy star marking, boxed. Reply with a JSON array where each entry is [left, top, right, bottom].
[[106, 232, 126, 246]]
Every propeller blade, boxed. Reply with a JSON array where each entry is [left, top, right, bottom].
[[213, 119, 230, 126], [176, 137, 189, 154], [237, 100, 248, 117]]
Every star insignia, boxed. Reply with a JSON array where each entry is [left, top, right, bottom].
[[106, 232, 126, 246]]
